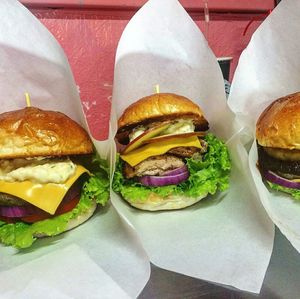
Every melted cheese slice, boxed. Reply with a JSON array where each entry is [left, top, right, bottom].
[[121, 136, 202, 167], [0, 165, 88, 215]]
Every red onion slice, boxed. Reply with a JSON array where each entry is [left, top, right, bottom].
[[0, 205, 36, 218], [162, 165, 188, 176], [265, 170, 300, 189], [139, 171, 189, 187]]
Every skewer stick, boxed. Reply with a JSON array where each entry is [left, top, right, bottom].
[[155, 84, 160, 94], [25, 92, 31, 107]]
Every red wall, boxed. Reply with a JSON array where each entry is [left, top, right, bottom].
[[22, 0, 274, 12], [24, 2, 274, 140]]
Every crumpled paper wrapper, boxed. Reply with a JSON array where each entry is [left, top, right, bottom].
[[111, 0, 274, 293], [0, 1, 150, 298], [228, 0, 300, 253]]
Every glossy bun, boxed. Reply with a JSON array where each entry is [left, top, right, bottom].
[[256, 92, 300, 150], [118, 93, 208, 132], [0, 107, 93, 159]]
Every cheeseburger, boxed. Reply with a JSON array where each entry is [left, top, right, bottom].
[[113, 93, 231, 211], [0, 107, 109, 248], [256, 92, 300, 199]]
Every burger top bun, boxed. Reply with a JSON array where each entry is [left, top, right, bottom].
[[117, 93, 209, 133], [0, 107, 93, 159], [256, 92, 300, 150]]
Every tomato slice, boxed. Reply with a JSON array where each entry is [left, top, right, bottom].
[[21, 196, 80, 223], [55, 195, 80, 215], [20, 213, 50, 223]]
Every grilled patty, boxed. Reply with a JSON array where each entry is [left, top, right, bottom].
[[0, 193, 27, 206], [123, 154, 185, 179], [257, 143, 300, 176], [168, 146, 200, 158]]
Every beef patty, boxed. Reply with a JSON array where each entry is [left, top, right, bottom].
[[123, 154, 185, 179], [257, 143, 300, 177]]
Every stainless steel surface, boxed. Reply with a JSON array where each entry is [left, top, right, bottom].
[[139, 228, 300, 298]]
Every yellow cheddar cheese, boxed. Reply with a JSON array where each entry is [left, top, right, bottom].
[[0, 165, 88, 215], [120, 136, 201, 167]]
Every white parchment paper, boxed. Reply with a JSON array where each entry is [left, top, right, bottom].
[[111, 0, 274, 293], [1, 244, 131, 299], [228, 0, 300, 253], [1, 203, 150, 298], [0, 1, 150, 298]]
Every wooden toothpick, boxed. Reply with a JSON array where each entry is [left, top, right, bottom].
[[25, 92, 31, 107], [155, 84, 160, 94]]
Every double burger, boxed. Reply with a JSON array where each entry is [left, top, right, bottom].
[[113, 93, 231, 211], [256, 92, 300, 199], [0, 107, 109, 248]]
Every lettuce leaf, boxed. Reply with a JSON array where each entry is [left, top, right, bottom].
[[267, 181, 300, 200], [0, 154, 109, 249], [112, 133, 231, 202], [82, 153, 110, 206]]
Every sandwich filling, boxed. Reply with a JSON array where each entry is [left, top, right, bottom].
[[0, 157, 76, 183], [113, 133, 230, 202], [258, 144, 300, 178], [129, 119, 195, 141], [120, 118, 205, 181], [257, 143, 300, 199]]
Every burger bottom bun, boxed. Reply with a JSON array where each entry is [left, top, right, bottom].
[[125, 192, 208, 211], [34, 201, 97, 238]]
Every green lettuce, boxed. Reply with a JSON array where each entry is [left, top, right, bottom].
[[267, 181, 300, 200], [82, 153, 110, 206], [0, 154, 109, 249], [112, 133, 231, 202]]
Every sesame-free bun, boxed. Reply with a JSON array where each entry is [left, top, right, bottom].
[[123, 192, 208, 211], [256, 92, 300, 150], [0, 107, 93, 159], [117, 93, 209, 133]]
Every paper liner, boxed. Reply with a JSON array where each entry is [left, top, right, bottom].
[[111, 0, 274, 293], [1, 244, 131, 299], [228, 0, 300, 253]]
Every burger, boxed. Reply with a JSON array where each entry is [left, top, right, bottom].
[[0, 107, 109, 248], [113, 93, 231, 211], [256, 92, 300, 199]]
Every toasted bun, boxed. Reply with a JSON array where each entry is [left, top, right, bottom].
[[256, 92, 300, 150], [118, 93, 208, 133], [0, 107, 93, 159], [34, 201, 97, 238], [123, 192, 208, 211]]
